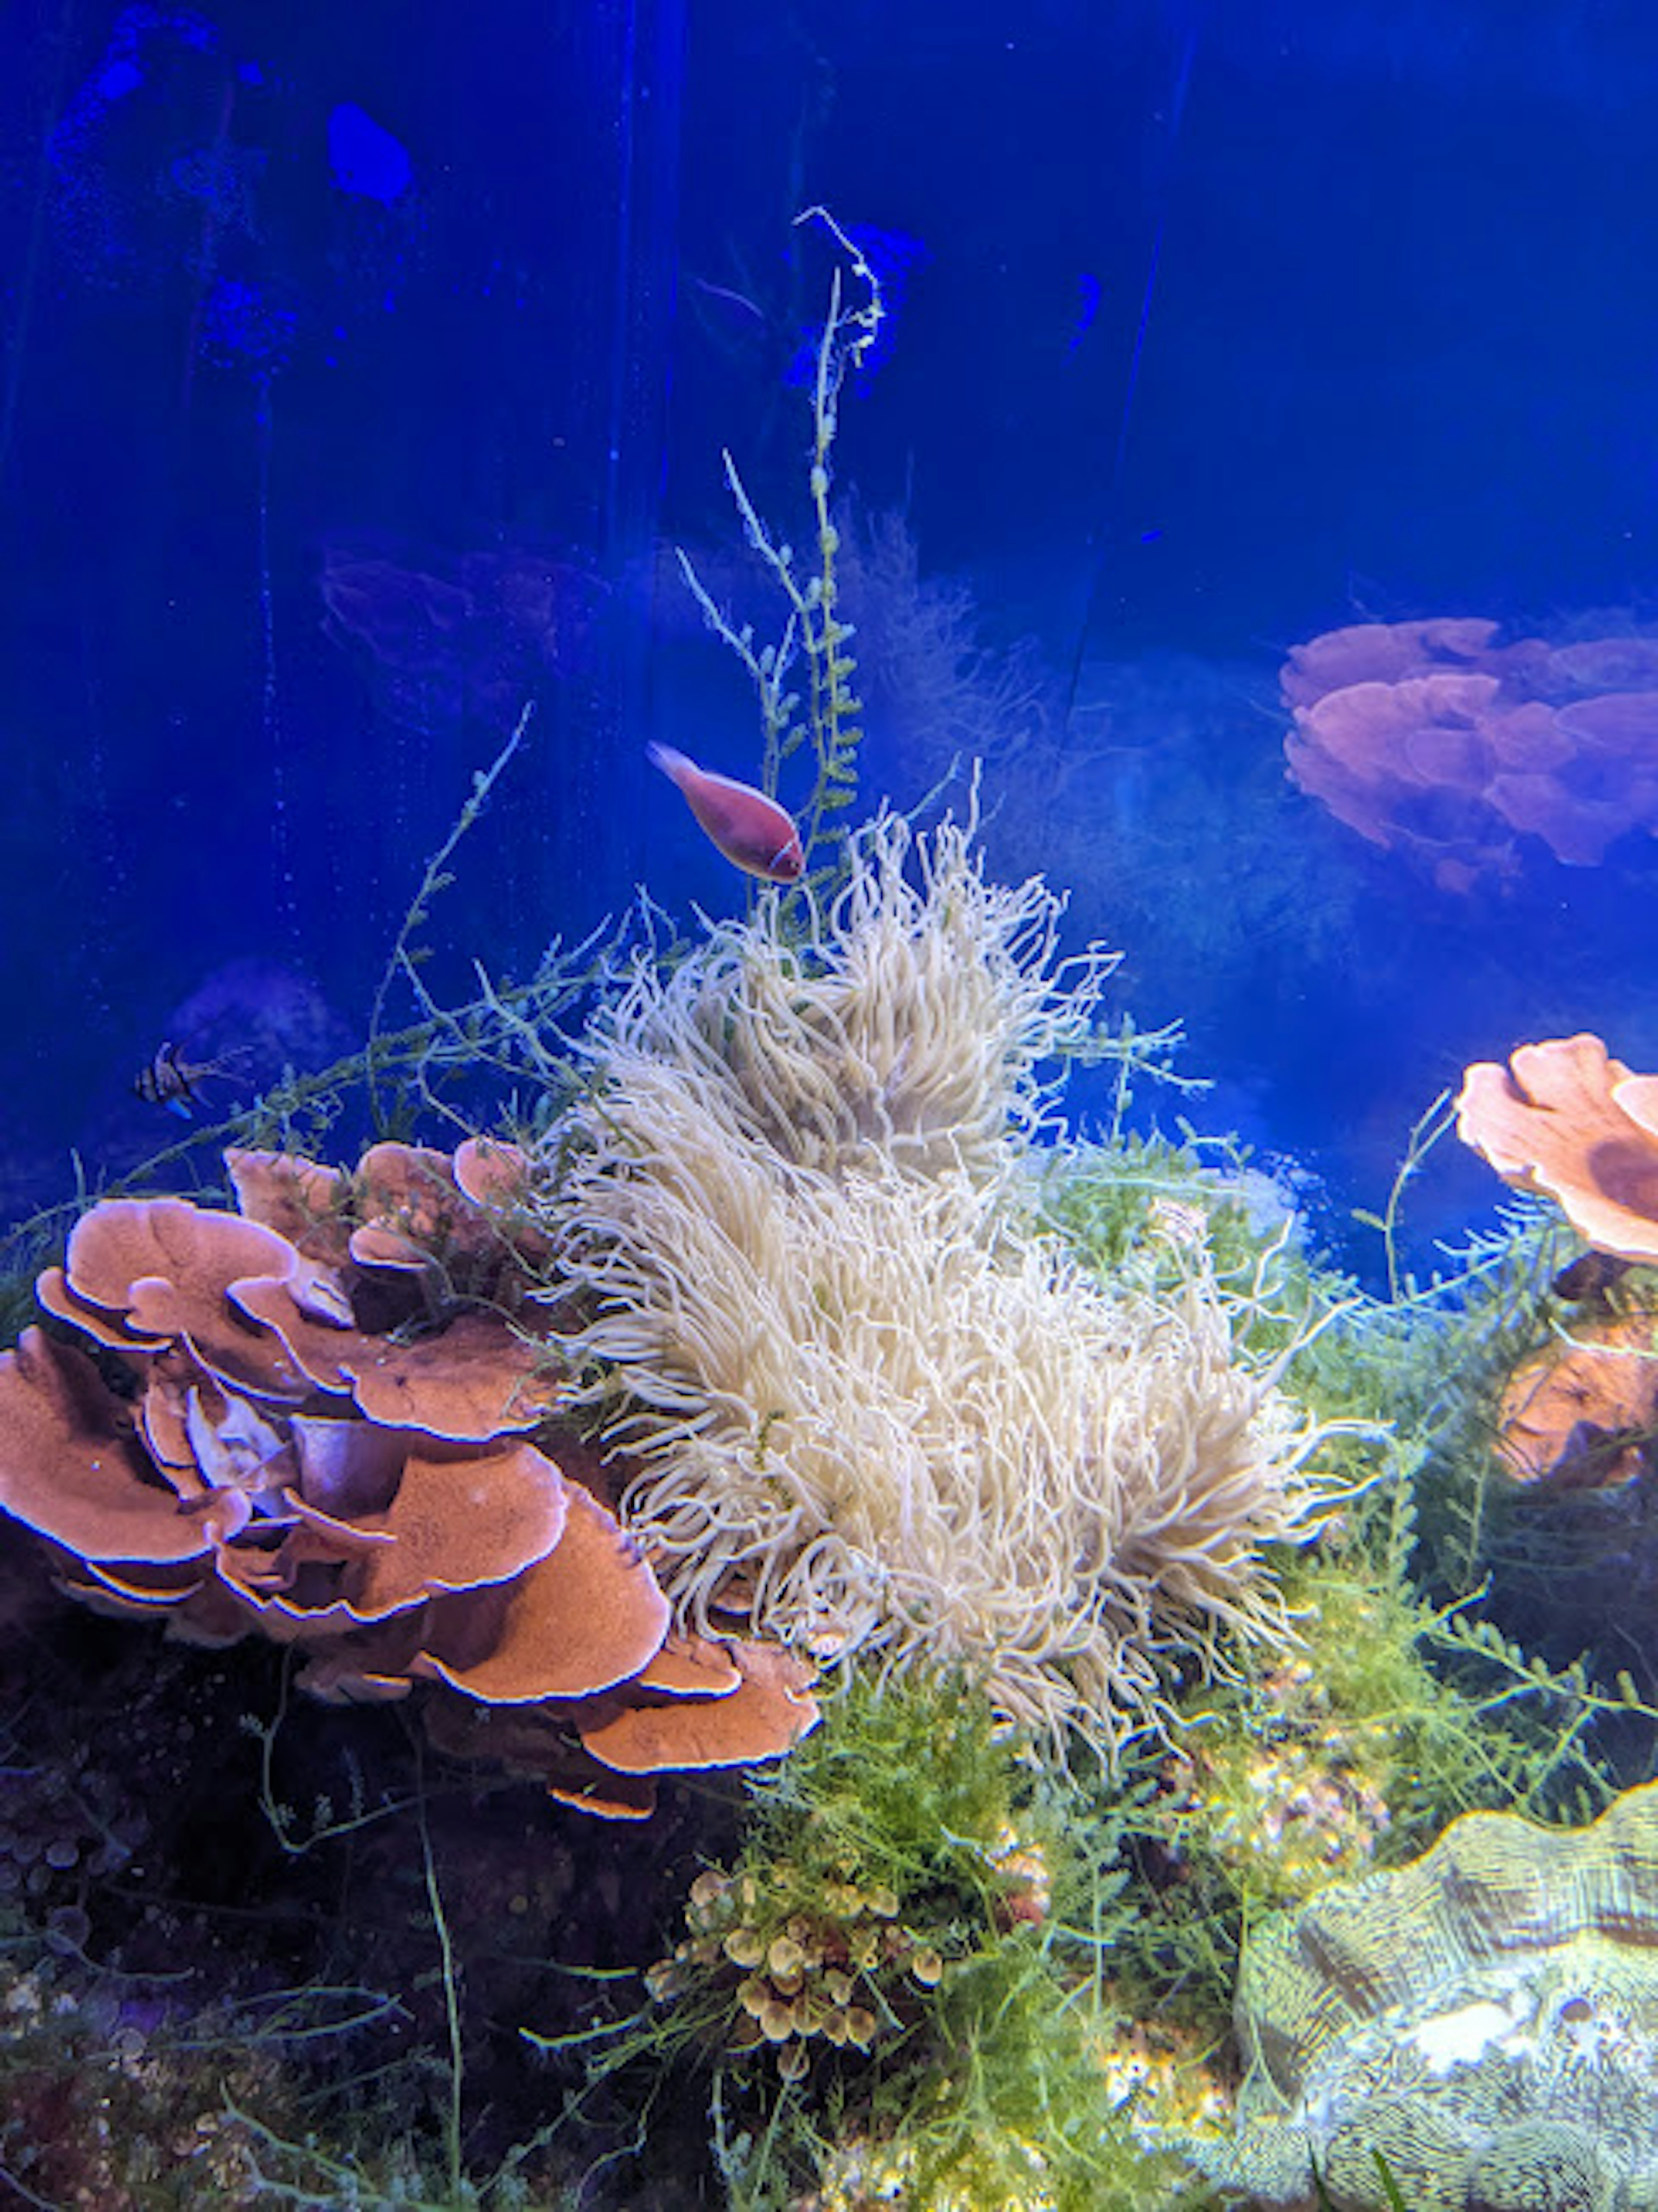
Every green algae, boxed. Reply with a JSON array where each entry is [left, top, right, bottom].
[[590, 1669, 1212, 2211]]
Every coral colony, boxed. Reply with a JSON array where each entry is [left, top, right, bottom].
[[1193, 1784, 1658, 2210], [1281, 615, 1658, 891], [9, 223, 1658, 2209], [0, 1145, 818, 1820]]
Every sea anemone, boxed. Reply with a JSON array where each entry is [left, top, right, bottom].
[[540, 811, 1361, 1744]]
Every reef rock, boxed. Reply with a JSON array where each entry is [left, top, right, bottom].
[[1190, 1782, 1658, 2211]]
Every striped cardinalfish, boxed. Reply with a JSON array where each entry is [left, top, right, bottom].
[[133, 1041, 242, 1119]]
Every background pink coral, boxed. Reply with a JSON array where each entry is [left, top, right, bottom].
[[1282, 617, 1658, 891]]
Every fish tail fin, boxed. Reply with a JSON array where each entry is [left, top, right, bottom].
[[647, 741, 692, 784]]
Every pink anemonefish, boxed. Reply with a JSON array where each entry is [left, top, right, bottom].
[[648, 744, 805, 883]]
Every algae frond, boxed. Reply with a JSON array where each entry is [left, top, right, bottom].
[[605, 1670, 1204, 2212]]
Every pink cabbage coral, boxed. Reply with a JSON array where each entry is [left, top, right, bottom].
[[1282, 617, 1658, 891], [1456, 1032, 1658, 1260], [0, 1144, 817, 1817]]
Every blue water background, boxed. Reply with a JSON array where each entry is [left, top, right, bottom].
[[5, 0, 1658, 1285]]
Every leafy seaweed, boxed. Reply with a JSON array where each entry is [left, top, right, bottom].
[[674, 209, 884, 900]]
